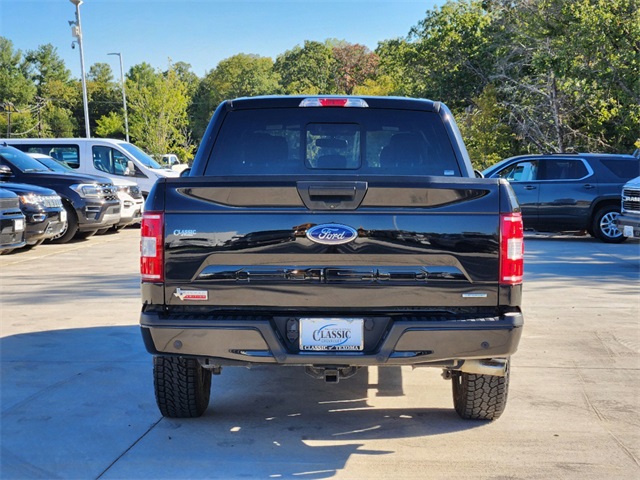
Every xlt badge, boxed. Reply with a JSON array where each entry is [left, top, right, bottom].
[[174, 288, 208, 301], [306, 224, 358, 245]]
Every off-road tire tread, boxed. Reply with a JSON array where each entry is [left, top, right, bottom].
[[452, 361, 509, 421], [154, 356, 211, 418]]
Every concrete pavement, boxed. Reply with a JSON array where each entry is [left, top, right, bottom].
[[1, 230, 638, 479]]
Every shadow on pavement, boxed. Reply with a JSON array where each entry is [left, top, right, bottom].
[[1, 326, 485, 479], [524, 237, 640, 287]]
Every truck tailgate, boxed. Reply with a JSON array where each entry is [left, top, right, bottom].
[[153, 176, 509, 310]]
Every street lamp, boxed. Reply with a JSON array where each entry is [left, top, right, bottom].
[[108, 52, 130, 142], [69, 0, 90, 138]]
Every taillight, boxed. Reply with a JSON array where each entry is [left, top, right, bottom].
[[299, 97, 369, 108], [500, 212, 524, 285], [141, 211, 164, 282]]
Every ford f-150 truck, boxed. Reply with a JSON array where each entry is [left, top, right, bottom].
[[140, 96, 525, 421]]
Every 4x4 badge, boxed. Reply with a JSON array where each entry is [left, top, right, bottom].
[[174, 288, 208, 301]]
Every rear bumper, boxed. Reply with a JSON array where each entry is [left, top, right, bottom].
[[140, 311, 523, 367]]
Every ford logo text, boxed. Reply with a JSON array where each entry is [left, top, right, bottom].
[[306, 224, 358, 245]]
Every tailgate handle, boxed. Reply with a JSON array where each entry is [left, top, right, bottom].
[[297, 181, 368, 210], [308, 186, 356, 199]]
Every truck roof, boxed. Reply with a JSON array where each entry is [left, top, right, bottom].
[[226, 95, 440, 112]]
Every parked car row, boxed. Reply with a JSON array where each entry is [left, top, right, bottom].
[[0, 143, 144, 254], [2, 137, 179, 197], [483, 152, 640, 243]]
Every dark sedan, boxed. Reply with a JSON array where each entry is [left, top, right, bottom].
[[483, 153, 639, 242]]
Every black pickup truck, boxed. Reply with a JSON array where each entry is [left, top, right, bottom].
[[140, 96, 525, 420]]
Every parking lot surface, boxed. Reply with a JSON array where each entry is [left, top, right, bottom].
[[1, 230, 639, 479]]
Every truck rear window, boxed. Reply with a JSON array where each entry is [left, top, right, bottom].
[[204, 108, 461, 176]]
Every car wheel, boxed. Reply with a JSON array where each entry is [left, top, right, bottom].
[[50, 206, 77, 244], [153, 356, 212, 418], [452, 360, 509, 420], [592, 206, 626, 243]]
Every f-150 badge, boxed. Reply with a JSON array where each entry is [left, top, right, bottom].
[[174, 288, 208, 301], [306, 224, 358, 245]]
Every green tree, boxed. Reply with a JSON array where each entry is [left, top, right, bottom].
[[0, 37, 38, 137], [375, 38, 416, 96], [127, 62, 194, 160], [458, 84, 518, 169], [95, 111, 124, 138], [190, 54, 280, 141], [274, 41, 335, 94], [0, 37, 36, 106], [86, 62, 120, 136], [24, 43, 78, 137], [407, 0, 494, 108]]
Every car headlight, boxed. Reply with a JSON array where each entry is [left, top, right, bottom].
[[71, 183, 102, 198], [19, 193, 46, 207]]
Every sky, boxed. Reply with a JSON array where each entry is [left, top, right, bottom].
[[1, 0, 443, 79]]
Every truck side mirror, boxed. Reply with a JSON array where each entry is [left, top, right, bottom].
[[0, 164, 13, 179], [179, 168, 191, 177], [127, 160, 135, 176]]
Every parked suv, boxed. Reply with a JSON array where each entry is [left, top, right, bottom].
[[0, 181, 65, 247], [0, 188, 25, 253], [27, 152, 144, 231], [483, 153, 640, 242], [0, 144, 121, 243], [617, 175, 640, 239]]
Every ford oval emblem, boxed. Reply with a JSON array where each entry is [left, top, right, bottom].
[[306, 224, 358, 245]]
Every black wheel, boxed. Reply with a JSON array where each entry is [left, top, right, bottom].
[[50, 205, 77, 244], [591, 205, 626, 243], [153, 356, 212, 418], [452, 360, 510, 420]]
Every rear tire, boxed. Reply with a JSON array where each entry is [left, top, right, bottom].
[[592, 205, 625, 243], [452, 360, 510, 420], [153, 356, 212, 418]]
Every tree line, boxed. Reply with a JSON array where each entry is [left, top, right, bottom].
[[1, 0, 638, 168]]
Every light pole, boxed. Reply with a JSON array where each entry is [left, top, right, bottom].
[[108, 52, 130, 142], [69, 0, 90, 138]]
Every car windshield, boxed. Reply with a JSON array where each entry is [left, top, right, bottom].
[[118, 142, 163, 169], [0, 146, 53, 172], [34, 156, 72, 173]]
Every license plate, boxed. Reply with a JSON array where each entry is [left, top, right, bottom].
[[14, 218, 24, 232], [61, 209, 67, 223], [623, 225, 634, 238], [300, 318, 364, 351]]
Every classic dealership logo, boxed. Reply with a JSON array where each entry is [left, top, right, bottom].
[[306, 224, 358, 245]]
